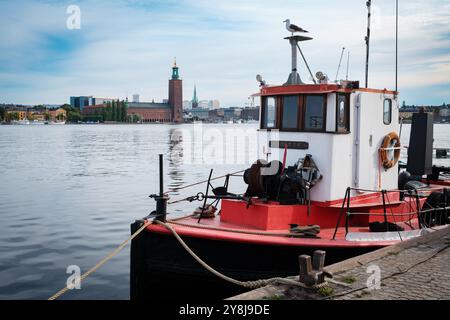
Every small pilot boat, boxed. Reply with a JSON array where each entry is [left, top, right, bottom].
[[130, 21, 450, 301]]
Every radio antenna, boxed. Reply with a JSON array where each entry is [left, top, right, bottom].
[[365, 0, 372, 88], [334, 47, 345, 82], [346, 51, 350, 80], [395, 0, 398, 94]]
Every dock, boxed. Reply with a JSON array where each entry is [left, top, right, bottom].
[[229, 226, 450, 300]]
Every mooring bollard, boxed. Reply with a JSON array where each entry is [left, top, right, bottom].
[[299, 250, 326, 286], [149, 154, 169, 222]]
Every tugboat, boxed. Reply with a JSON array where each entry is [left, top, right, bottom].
[[130, 26, 450, 300]]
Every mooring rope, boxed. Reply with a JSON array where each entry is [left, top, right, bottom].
[[154, 220, 328, 290], [48, 220, 151, 300], [48, 218, 326, 300]]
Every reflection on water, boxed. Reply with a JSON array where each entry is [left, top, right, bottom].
[[0, 124, 255, 299], [0, 123, 448, 299]]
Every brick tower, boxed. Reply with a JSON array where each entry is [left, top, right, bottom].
[[168, 58, 183, 123]]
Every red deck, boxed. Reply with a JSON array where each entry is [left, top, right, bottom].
[[146, 214, 422, 249], [145, 182, 447, 251]]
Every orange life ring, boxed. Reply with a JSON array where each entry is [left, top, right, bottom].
[[380, 132, 401, 169]]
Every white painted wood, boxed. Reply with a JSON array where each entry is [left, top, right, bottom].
[[258, 90, 400, 202]]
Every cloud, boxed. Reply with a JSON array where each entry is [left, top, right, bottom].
[[0, 0, 449, 106]]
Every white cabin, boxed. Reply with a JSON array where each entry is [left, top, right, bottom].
[[257, 84, 400, 203]]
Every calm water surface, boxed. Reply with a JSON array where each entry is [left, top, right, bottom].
[[0, 123, 448, 299]]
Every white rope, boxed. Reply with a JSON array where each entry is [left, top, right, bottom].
[[48, 220, 151, 300]]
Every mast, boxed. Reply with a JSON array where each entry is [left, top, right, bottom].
[[365, 0, 372, 88], [346, 51, 350, 81], [395, 0, 399, 94], [283, 35, 313, 86]]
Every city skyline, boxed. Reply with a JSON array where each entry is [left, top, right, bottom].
[[0, 0, 449, 106]]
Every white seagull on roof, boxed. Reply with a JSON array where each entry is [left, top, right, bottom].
[[283, 19, 308, 35]]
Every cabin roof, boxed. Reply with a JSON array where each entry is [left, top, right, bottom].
[[260, 84, 397, 96]]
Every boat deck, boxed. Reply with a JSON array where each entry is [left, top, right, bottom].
[[146, 214, 421, 249]]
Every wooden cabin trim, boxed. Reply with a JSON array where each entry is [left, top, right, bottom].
[[259, 85, 397, 97], [260, 93, 328, 133], [355, 88, 397, 95], [301, 93, 327, 132]]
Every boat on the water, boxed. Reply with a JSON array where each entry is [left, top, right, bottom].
[[11, 120, 30, 125], [130, 26, 450, 301]]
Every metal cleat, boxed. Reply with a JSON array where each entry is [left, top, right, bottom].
[[298, 250, 326, 286]]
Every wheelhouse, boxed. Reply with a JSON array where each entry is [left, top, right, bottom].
[[257, 83, 399, 203]]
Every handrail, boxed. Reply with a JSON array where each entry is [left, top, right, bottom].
[[332, 186, 449, 240], [347, 186, 444, 194]]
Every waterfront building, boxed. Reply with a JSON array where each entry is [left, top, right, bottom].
[[72, 61, 184, 123], [70, 96, 114, 111], [241, 106, 260, 121], [210, 100, 220, 109], [127, 102, 173, 123], [48, 108, 67, 121], [124, 60, 183, 123], [70, 96, 93, 111], [27, 110, 46, 121], [6, 110, 27, 121], [198, 100, 209, 109], [187, 108, 210, 120], [81, 104, 105, 116]]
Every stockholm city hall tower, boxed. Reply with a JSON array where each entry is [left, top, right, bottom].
[[168, 58, 183, 123]]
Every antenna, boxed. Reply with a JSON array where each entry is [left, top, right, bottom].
[[334, 47, 345, 82], [365, 0, 372, 88], [346, 51, 350, 80], [395, 0, 398, 94]]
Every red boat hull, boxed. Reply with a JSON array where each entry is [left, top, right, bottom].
[[130, 221, 384, 300]]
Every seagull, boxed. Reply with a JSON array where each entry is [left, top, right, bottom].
[[283, 19, 308, 35]]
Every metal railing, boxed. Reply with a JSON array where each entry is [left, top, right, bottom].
[[332, 186, 449, 240]]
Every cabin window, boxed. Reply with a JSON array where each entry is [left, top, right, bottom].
[[304, 95, 325, 131], [383, 99, 392, 125], [262, 96, 277, 129], [281, 95, 298, 130], [336, 94, 349, 132]]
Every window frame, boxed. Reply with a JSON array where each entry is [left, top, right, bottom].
[[260, 96, 278, 129], [302, 94, 327, 132], [260, 93, 328, 132], [383, 98, 392, 125], [280, 95, 301, 131], [336, 93, 350, 133]]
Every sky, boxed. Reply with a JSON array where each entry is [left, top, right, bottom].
[[0, 0, 449, 107]]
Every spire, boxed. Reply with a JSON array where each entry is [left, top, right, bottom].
[[192, 83, 198, 108], [171, 57, 179, 80]]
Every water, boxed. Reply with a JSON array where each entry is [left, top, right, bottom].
[[0, 123, 256, 299], [0, 123, 448, 299]]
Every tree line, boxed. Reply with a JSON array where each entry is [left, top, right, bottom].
[[102, 100, 128, 122], [1, 101, 141, 124]]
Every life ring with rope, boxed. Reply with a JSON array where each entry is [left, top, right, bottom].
[[380, 131, 401, 169]]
